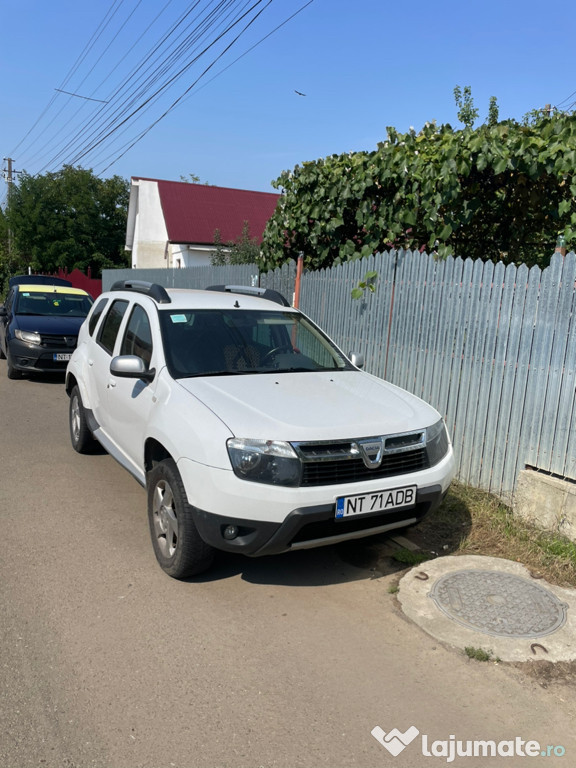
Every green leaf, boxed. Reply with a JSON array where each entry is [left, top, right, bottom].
[[438, 224, 453, 240]]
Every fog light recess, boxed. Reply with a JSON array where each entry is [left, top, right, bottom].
[[223, 525, 239, 540]]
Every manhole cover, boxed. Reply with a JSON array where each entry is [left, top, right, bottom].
[[429, 570, 568, 638]]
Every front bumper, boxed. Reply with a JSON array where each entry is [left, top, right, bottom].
[[192, 484, 446, 556], [8, 338, 76, 373]]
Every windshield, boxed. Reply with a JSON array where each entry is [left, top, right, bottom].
[[159, 309, 353, 378], [15, 291, 93, 317]]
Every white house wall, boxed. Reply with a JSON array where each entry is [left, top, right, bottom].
[[127, 179, 217, 268], [171, 244, 215, 268], [131, 180, 169, 268]]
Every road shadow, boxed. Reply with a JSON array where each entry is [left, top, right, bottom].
[[403, 487, 474, 557], [190, 489, 474, 588], [3, 369, 67, 385], [188, 529, 443, 588], [191, 538, 408, 587]]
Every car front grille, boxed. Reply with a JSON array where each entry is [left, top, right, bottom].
[[292, 431, 432, 487], [299, 449, 429, 486], [40, 334, 77, 349]]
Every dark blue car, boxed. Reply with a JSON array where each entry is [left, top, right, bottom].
[[0, 280, 93, 379]]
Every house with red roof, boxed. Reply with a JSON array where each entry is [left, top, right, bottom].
[[125, 177, 280, 269]]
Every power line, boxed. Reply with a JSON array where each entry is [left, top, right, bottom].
[[99, 0, 275, 172], [11, 0, 315, 177], [556, 89, 576, 109], [39, 0, 248, 171], [18, 0, 192, 170], [10, 0, 128, 158], [98, 0, 315, 174], [54, 89, 109, 103]]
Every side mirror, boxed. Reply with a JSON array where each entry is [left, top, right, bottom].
[[110, 355, 155, 382], [0, 306, 7, 317], [350, 352, 364, 369]]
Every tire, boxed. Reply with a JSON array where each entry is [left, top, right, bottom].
[[69, 385, 98, 453], [6, 351, 22, 379], [147, 459, 214, 579]]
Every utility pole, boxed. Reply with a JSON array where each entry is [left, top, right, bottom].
[[3, 156, 22, 200], [2, 156, 20, 198], [2, 157, 20, 257]]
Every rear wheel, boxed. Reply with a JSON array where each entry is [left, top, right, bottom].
[[69, 385, 98, 453], [147, 459, 214, 579]]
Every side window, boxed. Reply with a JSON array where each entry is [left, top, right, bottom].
[[97, 300, 129, 355], [120, 304, 153, 367], [5, 289, 15, 313], [88, 297, 109, 336]]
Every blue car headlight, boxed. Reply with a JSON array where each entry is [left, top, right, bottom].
[[15, 329, 41, 345]]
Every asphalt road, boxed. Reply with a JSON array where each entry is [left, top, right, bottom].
[[1, 365, 575, 768]]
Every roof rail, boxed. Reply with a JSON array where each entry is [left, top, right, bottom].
[[110, 280, 171, 304], [9, 274, 72, 288], [205, 284, 290, 307]]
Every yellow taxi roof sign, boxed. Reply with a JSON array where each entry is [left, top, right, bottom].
[[17, 285, 90, 296]]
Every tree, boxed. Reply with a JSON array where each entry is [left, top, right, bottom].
[[0, 207, 27, 299], [454, 85, 479, 128], [179, 173, 210, 185], [261, 113, 576, 271], [5, 165, 130, 277], [487, 96, 499, 126], [210, 221, 260, 266]]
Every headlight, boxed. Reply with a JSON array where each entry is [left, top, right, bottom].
[[426, 419, 450, 466], [15, 329, 41, 345], [227, 438, 301, 487]]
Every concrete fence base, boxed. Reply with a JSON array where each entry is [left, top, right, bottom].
[[514, 469, 576, 542]]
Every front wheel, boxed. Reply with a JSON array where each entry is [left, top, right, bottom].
[[69, 385, 98, 453], [147, 459, 214, 579]]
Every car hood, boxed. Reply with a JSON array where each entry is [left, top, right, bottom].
[[177, 370, 439, 441], [14, 315, 86, 335]]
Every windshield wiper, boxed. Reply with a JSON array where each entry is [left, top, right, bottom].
[[268, 367, 317, 373], [183, 369, 254, 378]]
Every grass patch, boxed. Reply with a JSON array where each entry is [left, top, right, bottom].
[[391, 548, 433, 566], [387, 584, 399, 594], [464, 646, 500, 663], [407, 480, 576, 588]]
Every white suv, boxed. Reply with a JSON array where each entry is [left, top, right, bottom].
[[66, 281, 455, 579]]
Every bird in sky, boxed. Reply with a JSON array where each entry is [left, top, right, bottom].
[[294, 90, 307, 96]]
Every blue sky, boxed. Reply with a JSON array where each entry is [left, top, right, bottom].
[[2, 0, 575, 195]]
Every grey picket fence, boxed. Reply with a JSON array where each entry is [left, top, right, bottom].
[[102, 264, 260, 292], [104, 249, 576, 500]]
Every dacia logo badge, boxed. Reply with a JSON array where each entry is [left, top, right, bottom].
[[357, 437, 385, 469]]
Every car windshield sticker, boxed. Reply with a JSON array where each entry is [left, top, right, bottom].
[[170, 314, 187, 323]]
